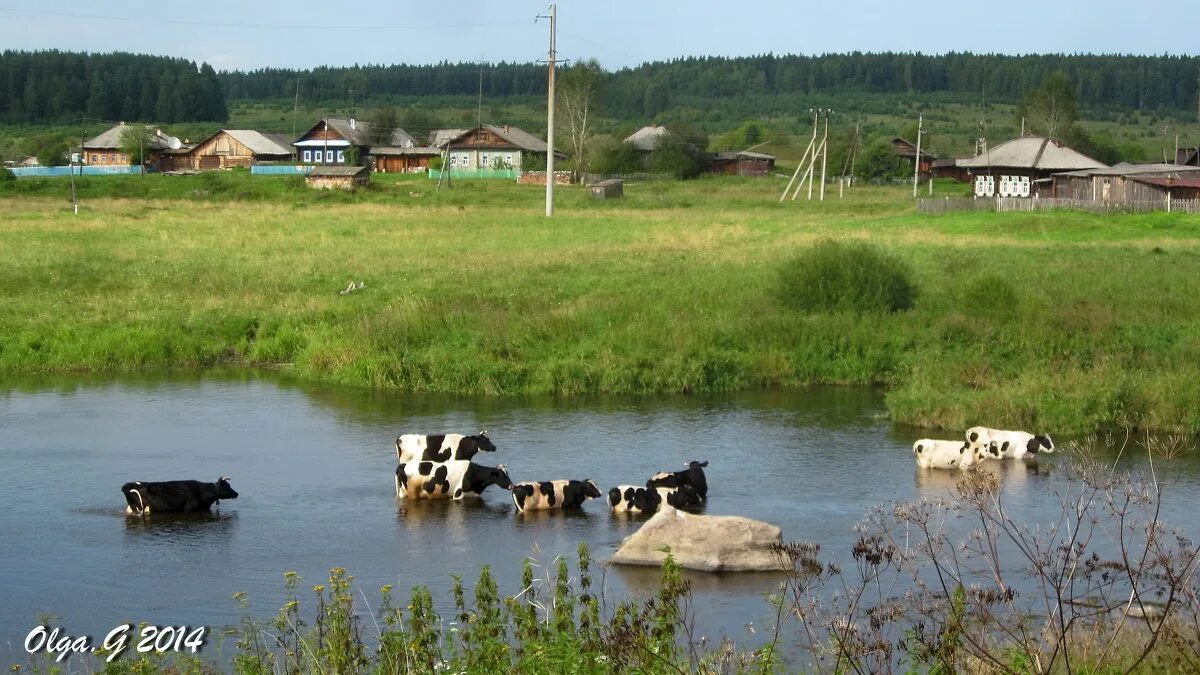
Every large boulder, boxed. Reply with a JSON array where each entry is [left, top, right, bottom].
[[610, 507, 789, 572]]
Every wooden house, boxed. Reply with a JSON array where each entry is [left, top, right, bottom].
[[306, 165, 370, 190], [956, 137, 1106, 197], [891, 137, 936, 180], [82, 122, 184, 170], [703, 150, 776, 176], [440, 125, 560, 172], [294, 118, 422, 167], [1052, 164, 1200, 202], [189, 130, 294, 169]]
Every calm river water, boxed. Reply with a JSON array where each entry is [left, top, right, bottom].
[[2, 372, 1198, 662]]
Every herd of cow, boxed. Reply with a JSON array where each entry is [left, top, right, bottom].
[[120, 431, 710, 516], [913, 426, 1056, 470], [118, 426, 1053, 516]]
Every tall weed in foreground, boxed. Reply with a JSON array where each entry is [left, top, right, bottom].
[[776, 239, 918, 314]]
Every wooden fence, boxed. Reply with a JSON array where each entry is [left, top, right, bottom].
[[918, 197, 1200, 215]]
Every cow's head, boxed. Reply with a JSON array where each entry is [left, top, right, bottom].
[[1031, 435, 1054, 454], [488, 464, 513, 490], [470, 430, 497, 453], [582, 479, 602, 499], [216, 476, 239, 500]]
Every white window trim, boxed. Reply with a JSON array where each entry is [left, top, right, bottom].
[[337, 150, 345, 163], [326, 150, 334, 163], [303, 150, 312, 162], [481, 153, 490, 167]]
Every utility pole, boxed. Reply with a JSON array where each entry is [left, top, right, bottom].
[[912, 114, 923, 198], [819, 110, 829, 201], [539, 4, 557, 217], [291, 79, 300, 141]]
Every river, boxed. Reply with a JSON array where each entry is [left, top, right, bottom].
[[1, 371, 1197, 663]]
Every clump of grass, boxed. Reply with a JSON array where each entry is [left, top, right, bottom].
[[776, 239, 917, 314], [960, 273, 1019, 316]]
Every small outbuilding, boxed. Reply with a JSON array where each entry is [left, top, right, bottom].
[[588, 178, 623, 199], [306, 165, 370, 190]]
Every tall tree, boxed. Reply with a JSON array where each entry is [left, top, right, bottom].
[[557, 58, 603, 175], [366, 105, 400, 145], [1020, 72, 1079, 140], [120, 125, 156, 166]]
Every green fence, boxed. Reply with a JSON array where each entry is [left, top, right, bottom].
[[427, 168, 518, 180]]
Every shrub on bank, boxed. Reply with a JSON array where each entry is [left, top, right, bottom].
[[776, 239, 918, 314]]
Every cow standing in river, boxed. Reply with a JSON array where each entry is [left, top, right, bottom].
[[122, 477, 239, 515], [396, 432, 497, 463]]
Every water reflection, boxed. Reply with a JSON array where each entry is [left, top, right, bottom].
[[122, 511, 239, 540]]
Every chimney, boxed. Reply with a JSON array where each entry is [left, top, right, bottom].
[[503, 125, 510, 133]]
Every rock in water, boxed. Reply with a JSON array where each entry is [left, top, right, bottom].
[[611, 508, 789, 572]]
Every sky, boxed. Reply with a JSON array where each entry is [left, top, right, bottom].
[[0, 0, 1196, 72]]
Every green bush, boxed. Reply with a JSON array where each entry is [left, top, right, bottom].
[[0, 167, 15, 186], [776, 239, 917, 313], [961, 274, 1019, 316]]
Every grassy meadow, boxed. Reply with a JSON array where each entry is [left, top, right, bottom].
[[2, 172, 1200, 434]]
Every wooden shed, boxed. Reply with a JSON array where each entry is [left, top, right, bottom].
[[370, 146, 442, 173], [1051, 164, 1200, 202], [306, 165, 370, 190]]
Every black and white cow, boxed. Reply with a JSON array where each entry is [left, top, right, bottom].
[[647, 460, 709, 504], [913, 439, 979, 470], [608, 483, 697, 515], [395, 460, 512, 500], [395, 432, 497, 463], [966, 427, 1055, 460], [122, 477, 238, 515], [511, 479, 602, 513]]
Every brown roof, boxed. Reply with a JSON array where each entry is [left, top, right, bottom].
[[1130, 175, 1200, 189]]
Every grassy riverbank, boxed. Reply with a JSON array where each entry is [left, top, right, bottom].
[[2, 174, 1200, 433]]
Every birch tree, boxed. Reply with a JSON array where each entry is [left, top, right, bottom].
[[557, 59, 604, 176]]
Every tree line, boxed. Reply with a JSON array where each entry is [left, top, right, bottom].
[[218, 52, 1200, 116], [0, 50, 228, 125]]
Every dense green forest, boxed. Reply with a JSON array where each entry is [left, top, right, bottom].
[[220, 52, 1200, 117], [0, 50, 228, 124]]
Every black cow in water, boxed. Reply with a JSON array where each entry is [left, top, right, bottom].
[[647, 460, 709, 504], [608, 483, 698, 514], [511, 479, 602, 513], [395, 460, 512, 500], [395, 432, 497, 463], [122, 477, 239, 515]]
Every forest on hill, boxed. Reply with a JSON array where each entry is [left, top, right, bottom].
[[3, 50, 1200, 128]]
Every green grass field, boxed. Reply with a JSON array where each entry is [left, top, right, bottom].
[[2, 172, 1199, 434]]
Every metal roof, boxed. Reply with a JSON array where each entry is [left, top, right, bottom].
[[1055, 163, 1200, 178], [1130, 175, 1200, 189], [217, 130, 294, 156], [83, 123, 175, 150], [956, 137, 1106, 171], [429, 128, 470, 147], [298, 118, 417, 148], [624, 125, 670, 151], [439, 125, 550, 153]]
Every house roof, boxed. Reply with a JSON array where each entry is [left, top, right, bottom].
[[220, 130, 295, 156], [624, 125, 670, 151], [369, 146, 442, 156], [441, 125, 550, 153], [299, 118, 417, 148], [957, 137, 1106, 171], [1055, 163, 1200, 178], [429, 128, 471, 147], [83, 123, 176, 150], [1130, 175, 1200, 189], [307, 165, 370, 177], [891, 137, 936, 160], [708, 150, 776, 161]]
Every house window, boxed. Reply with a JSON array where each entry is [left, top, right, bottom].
[[326, 150, 334, 163], [337, 150, 345, 163], [303, 150, 312, 162], [459, 153, 470, 167], [481, 153, 489, 167], [449, 155, 456, 167]]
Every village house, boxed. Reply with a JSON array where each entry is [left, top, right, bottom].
[[439, 125, 559, 172], [369, 129, 441, 173], [703, 150, 776, 176], [890, 136, 936, 180], [81, 122, 185, 170], [294, 117, 423, 168], [1052, 163, 1200, 203], [624, 125, 671, 153], [188, 130, 294, 169], [954, 136, 1107, 197], [306, 165, 370, 190]]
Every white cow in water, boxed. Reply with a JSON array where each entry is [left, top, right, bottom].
[[966, 427, 1054, 460], [912, 439, 981, 470], [395, 432, 497, 463]]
